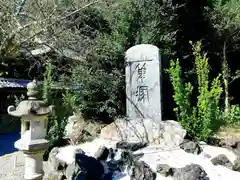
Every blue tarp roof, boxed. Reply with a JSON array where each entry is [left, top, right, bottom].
[[0, 78, 81, 89], [0, 78, 31, 88]]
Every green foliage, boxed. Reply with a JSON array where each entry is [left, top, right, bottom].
[[14, 94, 25, 107], [43, 62, 76, 146], [207, 0, 240, 118], [43, 62, 53, 103], [169, 59, 193, 125], [1, 0, 240, 138], [225, 105, 240, 126], [70, 0, 179, 121], [169, 41, 223, 141]]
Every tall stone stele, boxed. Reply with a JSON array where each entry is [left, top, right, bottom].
[[7, 79, 54, 180]]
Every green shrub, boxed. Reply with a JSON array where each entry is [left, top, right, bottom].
[[14, 94, 25, 106], [43, 62, 77, 147], [226, 104, 240, 127], [169, 41, 223, 141], [69, 0, 179, 122]]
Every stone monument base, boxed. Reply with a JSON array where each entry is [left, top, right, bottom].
[[100, 118, 187, 147]]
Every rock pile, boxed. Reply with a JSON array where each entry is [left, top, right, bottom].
[[44, 120, 240, 180], [45, 140, 240, 180], [45, 141, 155, 180]]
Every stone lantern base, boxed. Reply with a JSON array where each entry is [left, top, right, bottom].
[[15, 139, 49, 180], [23, 150, 46, 180]]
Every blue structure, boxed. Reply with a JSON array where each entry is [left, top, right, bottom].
[[0, 78, 31, 88], [0, 133, 20, 156], [0, 78, 81, 89]]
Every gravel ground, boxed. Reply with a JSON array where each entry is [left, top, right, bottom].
[[0, 152, 25, 180], [0, 152, 48, 180]]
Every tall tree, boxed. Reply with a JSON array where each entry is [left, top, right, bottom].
[[207, 0, 240, 115], [70, 0, 181, 121], [0, 0, 101, 78]]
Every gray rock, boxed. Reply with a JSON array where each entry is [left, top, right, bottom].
[[121, 151, 144, 165], [198, 141, 207, 145], [65, 163, 78, 180], [48, 147, 66, 171], [130, 161, 156, 180], [74, 148, 85, 155], [94, 146, 109, 161], [233, 157, 240, 172], [209, 137, 240, 150], [116, 141, 148, 152], [45, 171, 66, 180], [75, 153, 104, 180], [179, 140, 202, 154], [232, 141, 240, 152], [211, 154, 233, 169], [222, 138, 240, 149], [108, 148, 116, 160], [156, 164, 174, 177], [202, 153, 211, 159], [64, 148, 85, 180], [100, 119, 186, 147], [236, 142, 240, 150], [173, 164, 207, 180]]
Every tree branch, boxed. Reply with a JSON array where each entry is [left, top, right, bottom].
[[0, 0, 100, 58], [16, 0, 27, 16], [21, 0, 100, 44]]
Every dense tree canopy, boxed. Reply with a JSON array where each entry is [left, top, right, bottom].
[[1, 0, 240, 121]]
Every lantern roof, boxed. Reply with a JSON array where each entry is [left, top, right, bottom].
[[7, 80, 53, 117]]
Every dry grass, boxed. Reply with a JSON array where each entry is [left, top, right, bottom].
[[216, 126, 240, 137]]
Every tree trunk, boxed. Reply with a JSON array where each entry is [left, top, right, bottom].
[[222, 41, 229, 116]]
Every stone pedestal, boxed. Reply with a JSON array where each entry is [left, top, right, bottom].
[[24, 151, 45, 180], [14, 138, 49, 180]]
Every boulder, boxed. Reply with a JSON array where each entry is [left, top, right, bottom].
[[116, 141, 148, 151], [173, 164, 207, 180], [44, 171, 66, 180], [107, 159, 125, 172], [179, 140, 202, 154], [207, 137, 226, 147], [48, 147, 66, 171], [74, 153, 105, 180], [106, 150, 144, 174], [108, 148, 117, 160], [130, 161, 156, 180], [121, 151, 144, 164], [67, 120, 86, 145], [156, 164, 174, 177], [232, 141, 240, 155], [100, 119, 186, 147], [211, 154, 233, 169], [65, 113, 100, 145], [94, 146, 109, 161], [236, 141, 240, 151], [74, 148, 85, 155], [65, 162, 78, 180], [233, 157, 240, 172], [59, 148, 85, 180]]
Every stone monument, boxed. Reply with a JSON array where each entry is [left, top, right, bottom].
[[7, 79, 54, 180], [125, 44, 162, 120]]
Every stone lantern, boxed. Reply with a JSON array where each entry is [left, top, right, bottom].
[[7, 79, 54, 180]]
